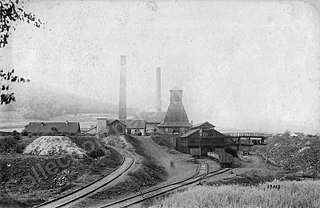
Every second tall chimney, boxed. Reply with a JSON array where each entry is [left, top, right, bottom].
[[156, 67, 161, 112], [119, 55, 127, 119]]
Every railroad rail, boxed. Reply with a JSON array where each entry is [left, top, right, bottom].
[[34, 147, 135, 208], [101, 163, 230, 208]]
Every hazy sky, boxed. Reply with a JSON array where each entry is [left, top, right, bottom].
[[1, 0, 320, 133]]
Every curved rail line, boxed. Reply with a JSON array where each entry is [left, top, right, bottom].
[[98, 161, 204, 208], [34, 146, 134, 208], [101, 162, 229, 208], [119, 167, 230, 208], [96, 161, 203, 208]]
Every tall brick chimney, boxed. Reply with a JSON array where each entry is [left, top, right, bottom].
[[156, 67, 161, 112], [119, 55, 127, 119]]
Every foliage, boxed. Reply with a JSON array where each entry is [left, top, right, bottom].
[[88, 148, 105, 159], [0, 136, 17, 153], [21, 129, 28, 136], [283, 130, 291, 137], [0, 0, 42, 105], [153, 180, 320, 208], [14, 142, 26, 153]]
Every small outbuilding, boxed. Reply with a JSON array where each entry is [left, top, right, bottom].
[[135, 112, 166, 133], [108, 119, 126, 135]]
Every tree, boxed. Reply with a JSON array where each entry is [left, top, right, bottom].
[[0, 0, 42, 104]]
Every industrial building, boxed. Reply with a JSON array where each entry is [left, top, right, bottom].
[[25, 121, 80, 135], [97, 118, 146, 135], [108, 119, 126, 135], [135, 111, 166, 133], [176, 121, 226, 156], [158, 88, 192, 134]]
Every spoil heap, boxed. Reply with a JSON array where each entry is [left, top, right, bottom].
[[24, 136, 86, 157], [256, 136, 320, 175], [100, 135, 132, 149]]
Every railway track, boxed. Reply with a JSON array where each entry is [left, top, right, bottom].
[[34, 147, 135, 208], [100, 162, 230, 208]]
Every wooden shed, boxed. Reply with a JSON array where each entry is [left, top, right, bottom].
[[108, 120, 126, 135], [176, 121, 226, 156]]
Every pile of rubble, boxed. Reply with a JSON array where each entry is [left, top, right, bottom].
[[256, 136, 320, 175], [100, 135, 132, 149], [24, 136, 86, 157]]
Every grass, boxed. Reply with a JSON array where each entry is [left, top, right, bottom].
[[151, 180, 320, 208]]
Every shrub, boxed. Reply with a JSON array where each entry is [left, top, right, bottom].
[[0, 137, 17, 153], [21, 129, 28, 136], [88, 148, 105, 159], [15, 143, 27, 153], [59, 183, 76, 193]]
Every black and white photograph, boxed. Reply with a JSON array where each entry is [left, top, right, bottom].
[[1, 0, 320, 207]]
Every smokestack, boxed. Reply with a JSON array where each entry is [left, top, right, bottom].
[[119, 55, 127, 119], [156, 67, 161, 112]]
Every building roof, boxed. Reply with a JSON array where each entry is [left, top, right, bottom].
[[134, 112, 166, 124], [25, 122, 80, 134], [180, 128, 225, 138], [158, 99, 192, 128], [170, 86, 183, 91], [191, 121, 215, 129], [123, 119, 146, 129], [108, 119, 126, 126], [108, 119, 145, 129], [180, 128, 200, 138]]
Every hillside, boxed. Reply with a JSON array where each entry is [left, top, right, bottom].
[[256, 135, 320, 176], [0, 83, 138, 120]]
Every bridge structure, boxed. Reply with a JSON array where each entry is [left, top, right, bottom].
[[221, 132, 273, 151], [223, 132, 273, 138]]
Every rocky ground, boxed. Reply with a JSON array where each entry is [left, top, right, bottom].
[[255, 135, 320, 177], [0, 135, 122, 208]]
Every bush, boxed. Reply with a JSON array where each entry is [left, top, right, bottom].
[[88, 148, 105, 159], [0, 137, 17, 153], [15, 143, 27, 153], [21, 129, 28, 136], [59, 183, 76, 193]]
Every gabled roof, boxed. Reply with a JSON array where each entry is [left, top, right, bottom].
[[134, 112, 166, 124], [25, 122, 80, 134], [180, 127, 226, 138], [191, 121, 215, 129], [108, 119, 145, 129], [108, 119, 126, 126], [181, 128, 200, 138]]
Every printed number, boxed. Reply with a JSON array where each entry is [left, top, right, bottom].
[[267, 184, 280, 189]]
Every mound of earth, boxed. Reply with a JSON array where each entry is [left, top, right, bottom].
[[24, 136, 86, 157], [100, 135, 132, 149], [256, 136, 320, 175]]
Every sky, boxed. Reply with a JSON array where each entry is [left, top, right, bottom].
[[1, 0, 320, 134]]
